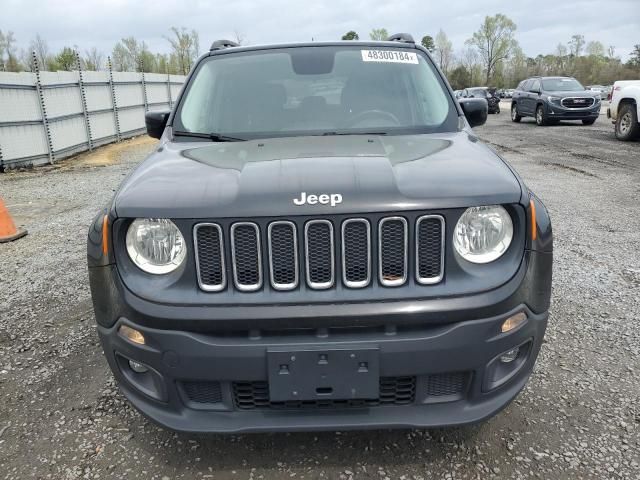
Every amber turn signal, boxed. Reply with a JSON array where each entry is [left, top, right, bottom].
[[529, 199, 537, 241], [118, 325, 146, 345], [501, 312, 527, 333], [102, 215, 109, 255]]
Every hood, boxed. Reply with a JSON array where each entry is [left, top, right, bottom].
[[115, 133, 522, 218]]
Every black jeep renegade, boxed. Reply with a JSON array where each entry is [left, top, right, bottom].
[[87, 35, 552, 433]]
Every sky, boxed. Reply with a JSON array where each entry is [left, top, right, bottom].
[[2, 0, 639, 61]]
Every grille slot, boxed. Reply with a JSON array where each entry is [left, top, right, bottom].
[[182, 381, 223, 404], [230, 222, 262, 291], [194, 223, 226, 291], [379, 217, 408, 287], [425, 372, 469, 400], [342, 219, 371, 288], [233, 376, 416, 410], [305, 220, 335, 289], [268, 221, 298, 290], [416, 215, 445, 284]]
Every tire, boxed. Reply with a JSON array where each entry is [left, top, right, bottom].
[[535, 105, 547, 126], [582, 119, 596, 125], [511, 104, 521, 122], [615, 104, 640, 141]]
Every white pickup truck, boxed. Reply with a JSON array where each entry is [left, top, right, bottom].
[[607, 80, 640, 141]]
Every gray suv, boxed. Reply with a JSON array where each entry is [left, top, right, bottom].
[[511, 76, 600, 126]]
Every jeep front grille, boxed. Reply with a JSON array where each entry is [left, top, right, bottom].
[[194, 214, 445, 292]]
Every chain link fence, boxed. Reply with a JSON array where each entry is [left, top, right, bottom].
[[0, 53, 185, 171]]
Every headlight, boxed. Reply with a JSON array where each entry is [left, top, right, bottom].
[[548, 96, 561, 103], [453, 206, 513, 263], [126, 218, 186, 274]]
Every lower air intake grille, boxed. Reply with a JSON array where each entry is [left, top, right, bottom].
[[182, 381, 223, 404], [233, 376, 416, 410], [425, 372, 469, 400]]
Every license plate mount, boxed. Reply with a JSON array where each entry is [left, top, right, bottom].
[[266, 347, 380, 402]]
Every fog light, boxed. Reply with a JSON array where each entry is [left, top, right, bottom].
[[501, 312, 527, 333], [128, 360, 148, 373], [118, 325, 145, 345], [500, 348, 519, 363]]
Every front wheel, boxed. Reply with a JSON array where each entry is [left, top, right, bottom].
[[615, 104, 640, 141], [511, 104, 521, 122], [582, 119, 596, 125], [535, 105, 547, 126]]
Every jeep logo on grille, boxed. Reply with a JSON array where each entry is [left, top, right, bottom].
[[293, 192, 343, 207]]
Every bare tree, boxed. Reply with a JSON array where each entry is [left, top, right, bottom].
[[466, 14, 518, 84], [607, 45, 616, 58], [0, 30, 20, 71], [28, 34, 50, 69], [84, 47, 104, 71], [568, 34, 585, 57], [435, 29, 454, 75], [586, 40, 605, 57], [459, 47, 479, 84], [166, 27, 200, 75], [233, 30, 247, 45], [369, 28, 389, 41]]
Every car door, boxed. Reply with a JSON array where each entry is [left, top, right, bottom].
[[513, 81, 526, 112], [524, 79, 541, 115]]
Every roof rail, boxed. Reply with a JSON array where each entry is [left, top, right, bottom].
[[386, 33, 415, 44], [210, 39, 239, 51]]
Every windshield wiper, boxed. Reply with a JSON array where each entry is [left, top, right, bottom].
[[320, 131, 388, 136], [173, 130, 246, 142]]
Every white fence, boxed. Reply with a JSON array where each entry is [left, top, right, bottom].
[[0, 68, 185, 170]]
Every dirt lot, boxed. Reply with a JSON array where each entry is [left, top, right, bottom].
[[1, 107, 639, 480]]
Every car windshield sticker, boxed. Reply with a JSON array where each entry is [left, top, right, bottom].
[[361, 50, 418, 64]]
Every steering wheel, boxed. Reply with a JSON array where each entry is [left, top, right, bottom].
[[346, 109, 401, 128]]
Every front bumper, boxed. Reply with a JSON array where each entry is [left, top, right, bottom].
[[90, 245, 552, 433], [98, 306, 547, 433]]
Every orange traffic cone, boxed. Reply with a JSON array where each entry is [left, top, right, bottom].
[[0, 198, 27, 243]]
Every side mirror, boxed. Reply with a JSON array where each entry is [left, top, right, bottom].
[[145, 110, 170, 139], [459, 98, 488, 128], [529, 88, 540, 94]]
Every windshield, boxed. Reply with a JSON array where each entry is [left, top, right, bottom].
[[173, 46, 458, 139], [541, 78, 585, 91]]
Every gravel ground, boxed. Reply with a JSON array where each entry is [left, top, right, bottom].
[[1, 107, 639, 479]]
